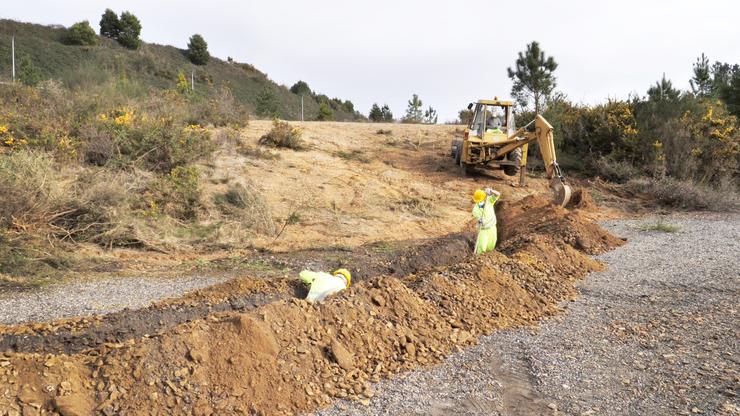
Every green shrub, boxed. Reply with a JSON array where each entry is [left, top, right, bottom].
[[626, 177, 739, 211], [638, 220, 680, 233], [258, 119, 304, 150], [317, 101, 333, 121], [146, 166, 202, 219], [65, 21, 98, 46], [594, 155, 641, 183], [256, 88, 280, 118], [18, 56, 42, 86]]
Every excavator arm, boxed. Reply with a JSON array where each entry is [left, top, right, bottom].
[[493, 115, 572, 206]]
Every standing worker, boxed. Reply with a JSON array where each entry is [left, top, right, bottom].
[[299, 268, 351, 302], [472, 188, 500, 254]]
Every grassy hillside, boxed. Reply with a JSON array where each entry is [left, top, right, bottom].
[[0, 19, 362, 121]]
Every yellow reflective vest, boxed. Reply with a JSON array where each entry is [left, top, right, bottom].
[[299, 270, 347, 302]]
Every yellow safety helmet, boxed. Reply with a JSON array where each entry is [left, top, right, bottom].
[[333, 268, 351, 287], [473, 189, 486, 203]]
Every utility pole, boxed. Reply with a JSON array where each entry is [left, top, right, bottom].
[[191, 71, 194, 92], [11, 35, 16, 83], [301, 95, 304, 122]]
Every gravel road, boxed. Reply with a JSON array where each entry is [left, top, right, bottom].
[[315, 213, 740, 416], [0, 275, 226, 325]]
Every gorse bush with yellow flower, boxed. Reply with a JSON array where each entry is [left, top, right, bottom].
[[539, 88, 738, 194], [0, 80, 256, 270]]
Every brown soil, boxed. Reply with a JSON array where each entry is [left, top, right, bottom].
[[0, 195, 623, 415], [0, 233, 472, 356]]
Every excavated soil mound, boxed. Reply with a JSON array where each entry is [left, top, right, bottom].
[[0, 195, 623, 415]]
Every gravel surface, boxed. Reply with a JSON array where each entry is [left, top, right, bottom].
[[315, 213, 740, 416], [0, 275, 226, 325]]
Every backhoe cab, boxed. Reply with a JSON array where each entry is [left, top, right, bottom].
[[450, 98, 572, 206]]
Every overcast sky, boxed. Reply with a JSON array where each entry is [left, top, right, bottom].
[[2, 0, 739, 121]]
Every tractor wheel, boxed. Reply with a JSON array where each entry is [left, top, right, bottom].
[[454, 144, 461, 166], [503, 148, 522, 176], [459, 160, 472, 177]]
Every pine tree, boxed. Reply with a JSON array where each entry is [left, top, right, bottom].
[[256, 89, 280, 118], [423, 106, 438, 124], [719, 69, 740, 118], [317, 101, 334, 121], [381, 104, 394, 122], [369, 103, 383, 122], [402, 94, 423, 123], [507, 41, 558, 114], [458, 108, 473, 125], [647, 74, 681, 103], [117, 11, 142, 50], [18, 56, 41, 86], [290, 81, 311, 96], [187, 34, 210, 65], [689, 53, 712, 97], [99, 9, 120, 39]]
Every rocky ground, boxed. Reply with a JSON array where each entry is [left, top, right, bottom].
[[315, 213, 740, 416]]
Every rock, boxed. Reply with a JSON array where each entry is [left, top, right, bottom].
[[330, 339, 355, 370], [371, 294, 386, 307], [405, 343, 417, 356]]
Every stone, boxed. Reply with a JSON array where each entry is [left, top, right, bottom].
[[330, 339, 355, 370]]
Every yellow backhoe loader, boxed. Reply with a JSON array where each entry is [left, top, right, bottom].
[[450, 98, 572, 206]]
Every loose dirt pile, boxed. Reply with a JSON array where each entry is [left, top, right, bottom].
[[0, 194, 623, 415]]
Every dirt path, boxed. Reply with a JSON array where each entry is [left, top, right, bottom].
[[315, 213, 740, 416]]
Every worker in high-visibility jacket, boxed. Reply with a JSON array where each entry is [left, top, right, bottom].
[[299, 268, 351, 302], [472, 188, 500, 254]]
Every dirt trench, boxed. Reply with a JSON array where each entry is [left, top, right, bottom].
[[0, 193, 623, 416], [0, 233, 474, 356]]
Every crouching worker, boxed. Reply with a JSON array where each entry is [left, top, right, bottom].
[[472, 188, 500, 254], [299, 268, 351, 302]]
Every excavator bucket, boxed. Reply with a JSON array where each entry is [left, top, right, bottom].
[[550, 177, 572, 207]]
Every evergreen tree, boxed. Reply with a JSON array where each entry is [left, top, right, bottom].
[[647, 74, 681, 103], [99, 9, 120, 39], [256, 88, 280, 118], [381, 104, 394, 122], [66, 21, 98, 46], [290, 80, 312, 96], [187, 34, 210, 65], [507, 41, 558, 114], [689, 53, 712, 97], [423, 106, 438, 124], [18, 56, 41, 86], [369, 103, 383, 122], [458, 108, 473, 125], [117, 11, 142, 50], [402, 94, 423, 123], [343, 100, 355, 113], [317, 101, 334, 121], [719, 69, 740, 118]]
